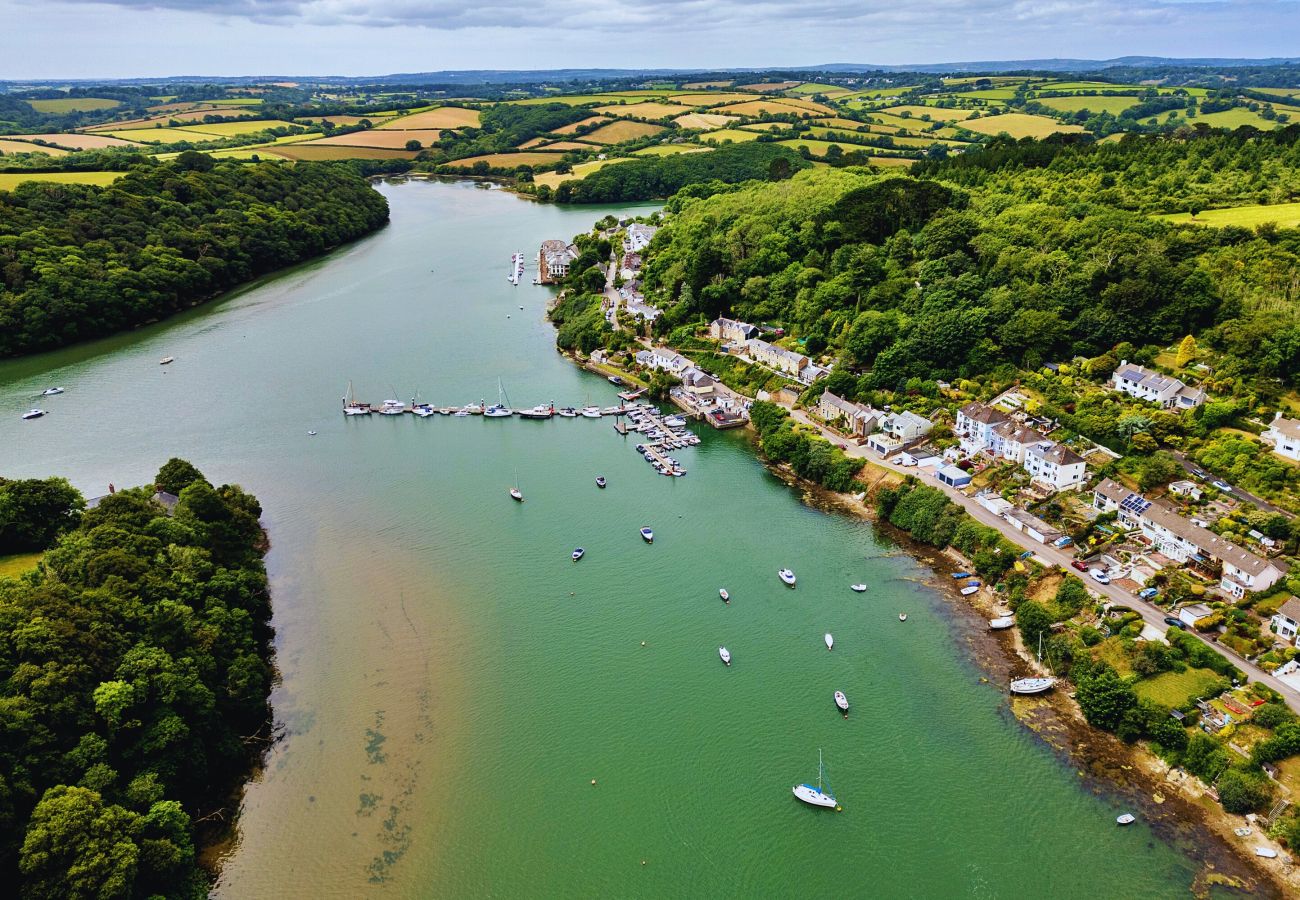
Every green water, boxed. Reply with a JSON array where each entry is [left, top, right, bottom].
[[1, 181, 1204, 897]]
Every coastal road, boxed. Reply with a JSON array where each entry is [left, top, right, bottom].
[[782, 406, 1300, 713], [1168, 449, 1291, 517]]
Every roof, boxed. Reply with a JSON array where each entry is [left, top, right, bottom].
[[1029, 442, 1084, 466], [893, 410, 932, 430], [820, 390, 860, 418], [1182, 603, 1214, 618], [993, 420, 1044, 445], [958, 402, 1009, 426], [1270, 416, 1300, 441], [748, 338, 808, 367], [1277, 597, 1300, 622], [937, 464, 971, 481], [1113, 361, 1188, 396]]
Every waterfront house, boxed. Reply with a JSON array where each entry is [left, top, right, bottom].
[[747, 338, 809, 379], [540, 240, 579, 284], [1110, 360, 1206, 410], [867, 433, 903, 457], [816, 391, 879, 438], [624, 300, 662, 322], [1271, 597, 1300, 645], [1178, 603, 1215, 628], [634, 349, 653, 368], [1264, 413, 1300, 461], [646, 348, 691, 374], [680, 368, 716, 398], [936, 465, 972, 488], [881, 410, 933, 443], [709, 317, 759, 344], [1093, 478, 1287, 599], [956, 402, 1010, 456], [1024, 441, 1087, 492]]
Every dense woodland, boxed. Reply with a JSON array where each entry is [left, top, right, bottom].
[[0, 460, 273, 897], [635, 130, 1300, 393], [0, 154, 389, 357]]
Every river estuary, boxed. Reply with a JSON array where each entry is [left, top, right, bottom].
[[0, 180, 1214, 897]]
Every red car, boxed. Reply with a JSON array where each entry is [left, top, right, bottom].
[[1071, 560, 1089, 572]]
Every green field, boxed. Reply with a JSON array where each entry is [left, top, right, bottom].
[[1132, 667, 1225, 708], [531, 157, 636, 189], [26, 97, 122, 113], [633, 144, 711, 156], [961, 113, 1085, 138], [1193, 107, 1288, 129], [0, 553, 42, 579], [1037, 95, 1142, 115], [1156, 201, 1300, 230], [0, 171, 123, 190], [698, 128, 761, 144]]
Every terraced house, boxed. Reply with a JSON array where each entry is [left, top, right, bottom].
[[1093, 479, 1287, 599], [747, 338, 809, 379], [1110, 360, 1206, 410], [709, 317, 759, 344], [816, 390, 879, 438]]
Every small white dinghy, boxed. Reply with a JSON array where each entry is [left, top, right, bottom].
[[989, 616, 1015, 630], [719, 588, 730, 603], [834, 691, 848, 713], [824, 633, 834, 650], [960, 585, 981, 596], [1116, 813, 1135, 826], [1009, 677, 1056, 695], [21, 409, 45, 420], [572, 548, 584, 561], [1255, 847, 1279, 859], [719, 646, 731, 667], [898, 613, 907, 622], [850, 583, 867, 593], [778, 568, 796, 587]]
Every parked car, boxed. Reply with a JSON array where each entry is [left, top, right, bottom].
[[1190, 468, 1207, 480], [1211, 480, 1233, 493], [1053, 536, 1073, 548], [1071, 560, 1089, 572], [1089, 569, 1111, 584], [1137, 587, 1158, 600], [1163, 616, 1185, 630]]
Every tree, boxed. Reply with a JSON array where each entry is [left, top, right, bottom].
[[1076, 664, 1138, 732], [1217, 767, 1274, 814], [404, 139, 422, 151], [1016, 600, 1054, 650], [1138, 451, 1180, 491], [19, 786, 141, 900], [0, 477, 84, 553], [1175, 334, 1197, 367], [154, 458, 207, 496]]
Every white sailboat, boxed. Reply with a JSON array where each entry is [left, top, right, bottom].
[[509, 470, 523, 502], [792, 749, 838, 809], [485, 379, 513, 417], [718, 646, 731, 666], [1009, 677, 1056, 695], [824, 633, 834, 650], [342, 381, 371, 416]]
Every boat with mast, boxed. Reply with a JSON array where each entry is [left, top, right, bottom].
[[509, 470, 523, 502], [792, 749, 838, 809], [342, 381, 371, 416], [485, 379, 513, 418]]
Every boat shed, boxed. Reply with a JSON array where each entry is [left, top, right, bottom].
[[936, 465, 972, 488]]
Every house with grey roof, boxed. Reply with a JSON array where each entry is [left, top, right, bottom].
[[1110, 360, 1205, 410], [709, 317, 759, 344], [1271, 597, 1300, 646], [1264, 413, 1300, 462], [956, 402, 1010, 456], [882, 410, 932, 443]]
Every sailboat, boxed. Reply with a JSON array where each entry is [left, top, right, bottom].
[[824, 633, 834, 650], [342, 381, 371, 416], [792, 749, 838, 809], [485, 379, 513, 417], [719, 646, 731, 666], [719, 588, 730, 603], [509, 470, 523, 502]]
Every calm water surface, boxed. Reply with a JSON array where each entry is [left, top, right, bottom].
[[1, 181, 1202, 897]]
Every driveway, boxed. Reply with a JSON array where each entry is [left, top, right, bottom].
[[1169, 449, 1290, 517]]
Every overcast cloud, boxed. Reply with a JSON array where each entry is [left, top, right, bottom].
[[2, 0, 1298, 79]]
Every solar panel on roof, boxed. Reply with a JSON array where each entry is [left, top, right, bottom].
[[1119, 494, 1151, 515]]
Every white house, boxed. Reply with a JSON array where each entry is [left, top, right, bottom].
[[1110, 361, 1206, 410], [1178, 603, 1216, 628], [747, 338, 810, 379], [680, 367, 716, 397], [1024, 441, 1087, 491], [709, 317, 759, 344], [624, 300, 662, 322], [624, 223, 658, 253], [956, 402, 1010, 456], [990, 420, 1045, 464], [1169, 480, 1203, 501], [642, 348, 691, 374], [881, 410, 932, 443], [1094, 478, 1288, 599], [1264, 413, 1300, 462], [539, 239, 579, 284], [1271, 597, 1300, 646]]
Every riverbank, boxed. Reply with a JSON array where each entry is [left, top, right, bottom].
[[761, 455, 1295, 896]]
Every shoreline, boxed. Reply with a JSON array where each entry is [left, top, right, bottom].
[[764, 457, 1295, 896]]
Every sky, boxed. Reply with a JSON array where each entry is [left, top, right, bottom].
[[2, 0, 1299, 80]]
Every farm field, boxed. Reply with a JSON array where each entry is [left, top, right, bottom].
[[26, 97, 121, 113], [515, 94, 647, 106], [0, 171, 123, 189], [777, 138, 909, 158], [301, 129, 443, 148], [532, 157, 634, 190], [717, 99, 819, 117], [671, 112, 739, 130], [87, 108, 256, 130], [682, 80, 732, 89], [581, 120, 664, 143], [634, 144, 710, 155], [736, 81, 801, 92], [959, 88, 1020, 100], [698, 128, 761, 144], [772, 97, 838, 115], [593, 102, 682, 119], [172, 118, 300, 135], [101, 127, 224, 143], [294, 115, 378, 126], [549, 115, 609, 135], [12, 132, 142, 150], [738, 122, 787, 132], [376, 107, 480, 129], [1037, 95, 1142, 115], [944, 76, 1026, 85], [1156, 201, 1300, 230], [1257, 88, 1300, 100], [1193, 108, 1287, 129], [864, 156, 916, 168], [443, 151, 564, 169], [671, 92, 766, 106], [881, 105, 974, 121], [0, 139, 69, 155], [268, 144, 419, 161], [960, 113, 1085, 138], [538, 140, 599, 151]]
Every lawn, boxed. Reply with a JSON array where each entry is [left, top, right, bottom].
[[1133, 667, 1226, 707], [960, 113, 1085, 138], [1037, 95, 1142, 115], [0, 139, 69, 156], [376, 107, 480, 129], [531, 157, 636, 190], [698, 128, 761, 144], [1155, 201, 1300, 230], [581, 120, 665, 144], [0, 553, 41, 579], [27, 97, 121, 113], [593, 102, 683, 119], [0, 171, 123, 190], [671, 112, 739, 130]]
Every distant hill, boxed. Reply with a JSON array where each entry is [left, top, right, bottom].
[[816, 57, 1300, 74]]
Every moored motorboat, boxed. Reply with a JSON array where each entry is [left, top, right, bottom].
[[510, 488, 523, 502], [21, 409, 45, 420], [989, 616, 1015, 630], [159, 356, 174, 365], [719, 646, 731, 666], [595, 476, 607, 488], [607, 375, 624, 385], [778, 568, 796, 587], [572, 548, 584, 561], [898, 613, 908, 622], [581, 406, 602, 418], [1116, 813, 1135, 826], [719, 588, 730, 603], [834, 690, 848, 712], [1009, 677, 1056, 695], [850, 583, 867, 593], [518, 404, 555, 419], [640, 526, 654, 543], [379, 399, 405, 415], [41, 387, 64, 396], [792, 749, 838, 809], [824, 633, 834, 650], [558, 407, 578, 418]]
